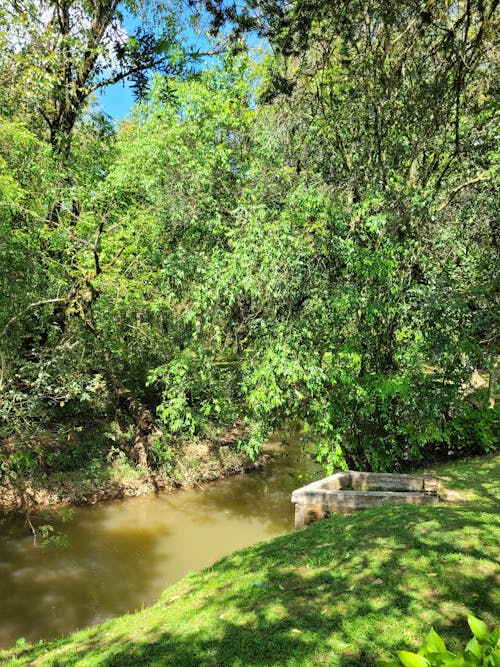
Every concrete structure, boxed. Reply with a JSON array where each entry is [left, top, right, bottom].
[[292, 470, 439, 529]]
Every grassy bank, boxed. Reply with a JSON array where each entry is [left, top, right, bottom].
[[1, 455, 499, 666]]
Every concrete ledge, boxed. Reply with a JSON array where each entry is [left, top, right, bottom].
[[292, 470, 438, 529]]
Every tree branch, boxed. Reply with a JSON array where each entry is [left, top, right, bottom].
[[88, 47, 226, 94], [436, 173, 489, 212], [1, 298, 67, 338]]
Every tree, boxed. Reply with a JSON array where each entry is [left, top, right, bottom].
[[183, 0, 499, 469], [0, 0, 190, 157], [0, 0, 192, 473], [1, 0, 497, 482]]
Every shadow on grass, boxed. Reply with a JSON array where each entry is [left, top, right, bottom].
[[433, 454, 500, 507], [5, 456, 499, 667]]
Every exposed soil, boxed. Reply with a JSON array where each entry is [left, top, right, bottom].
[[0, 437, 272, 512]]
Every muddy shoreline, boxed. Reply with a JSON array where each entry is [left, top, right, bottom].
[[0, 440, 272, 512]]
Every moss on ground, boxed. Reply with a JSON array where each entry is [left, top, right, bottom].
[[1, 454, 498, 666]]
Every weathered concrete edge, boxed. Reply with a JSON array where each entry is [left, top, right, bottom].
[[292, 470, 433, 498], [292, 470, 439, 529], [292, 489, 436, 504], [291, 471, 351, 496]]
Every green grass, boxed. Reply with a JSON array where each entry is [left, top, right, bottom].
[[1, 455, 499, 666]]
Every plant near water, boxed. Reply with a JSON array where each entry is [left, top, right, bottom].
[[378, 616, 500, 667]]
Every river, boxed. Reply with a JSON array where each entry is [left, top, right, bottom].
[[0, 432, 321, 650]]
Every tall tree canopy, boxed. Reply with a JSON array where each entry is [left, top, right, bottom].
[[170, 0, 499, 468], [0, 0, 188, 156], [0, 0, 497, 483]]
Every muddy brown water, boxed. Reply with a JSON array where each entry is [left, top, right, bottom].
[[0, 433, 321, 649]]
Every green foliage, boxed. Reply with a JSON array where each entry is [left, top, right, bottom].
[[147, 433, 176, 471], [36, 523, 70, 550], [0, 0, 498, 479], [446, 401, 499, 457], [378, 616, 500, 667]]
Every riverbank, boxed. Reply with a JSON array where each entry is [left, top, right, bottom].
[[2, 453, 498, 666], [0, 436, 271, 511]]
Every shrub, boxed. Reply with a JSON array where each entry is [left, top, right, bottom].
[[378, 615, 500, 667]]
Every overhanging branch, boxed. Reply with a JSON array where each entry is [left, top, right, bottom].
[[436, 173, 489, 212]]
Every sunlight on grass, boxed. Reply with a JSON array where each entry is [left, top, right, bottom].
[[1, 455, 498, 666]]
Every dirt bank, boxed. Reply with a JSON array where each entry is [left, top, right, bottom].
[[0, 439, 271, 512]]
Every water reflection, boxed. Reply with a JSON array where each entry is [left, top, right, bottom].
[[0, 433, 321, 649]]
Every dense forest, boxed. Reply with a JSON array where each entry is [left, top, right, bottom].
[[0, 0, 498, 494]]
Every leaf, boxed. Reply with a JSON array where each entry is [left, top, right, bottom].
[[441, 657, 466, 667], [436, 656, 459, 666], [397, 651, 429, 667], [376, 662, 400, 667], [491, 649, 500, 667], [424, 628, 447, 655], [465, 636, 482, 658], [468, 615, 489, 641]]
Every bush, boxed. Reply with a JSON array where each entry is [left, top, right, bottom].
[[378, 616, 500, 667]]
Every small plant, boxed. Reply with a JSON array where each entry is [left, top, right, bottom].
[[148, 434, 176, 471], [38, 524, 69, 549], [378, 616, 500, 667]]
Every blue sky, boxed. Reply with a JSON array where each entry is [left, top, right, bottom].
[[95, 5, 220, 121], [97, 82, 136, 121]]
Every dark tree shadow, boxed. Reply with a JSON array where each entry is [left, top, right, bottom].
[[5, 456, 499, 666]]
